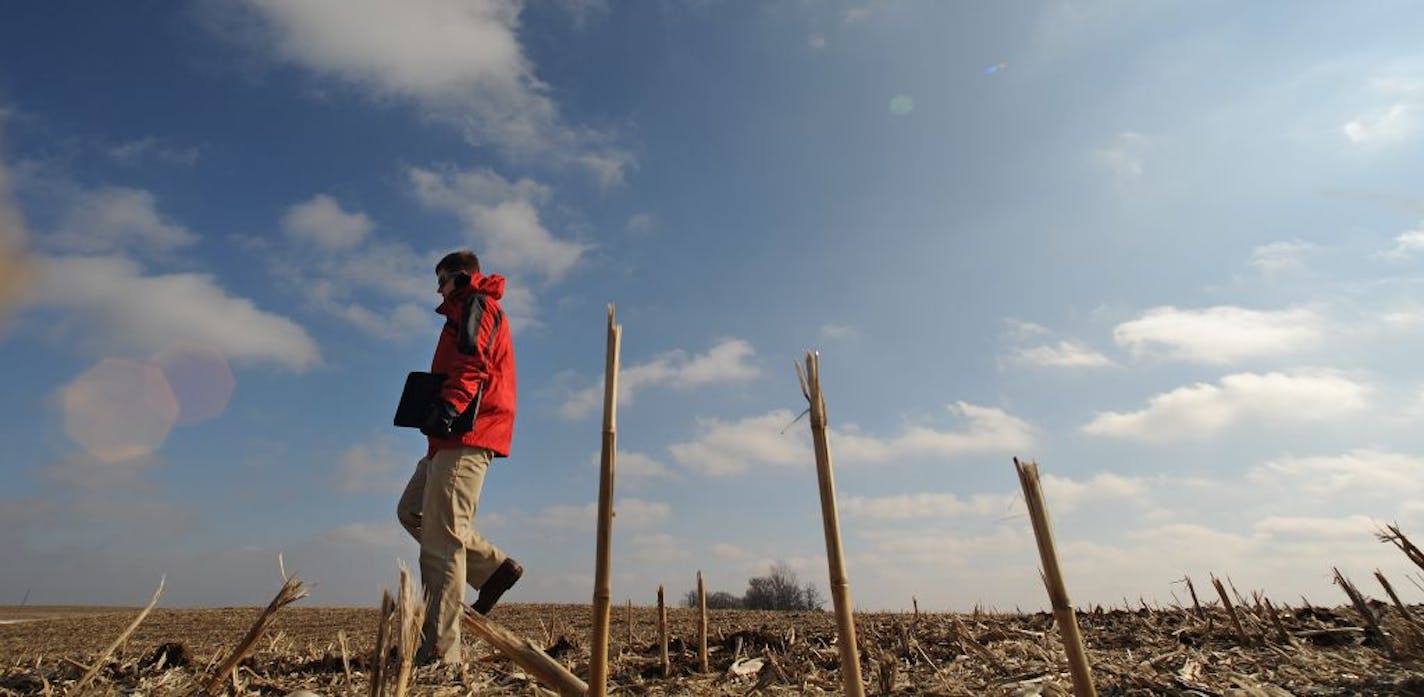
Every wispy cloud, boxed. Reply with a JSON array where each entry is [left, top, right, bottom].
[[105, 137, 200, 167], [1082, 370, 1370, 443], [1251, 240, 1319, 275], [1381, 223, 1424, 260], [534, 497, 671, 530], [336, 435, 409, 493], [47, 187, 196, 257], [1344, 104, 1414, 146], [560, 338, 759, 420], [227, 0, 632, 184], [669, 402, 1034, 476], [1249, 449, 1424, 500], [1113, 305, 1324, 364], [1005, 340, 1114, 369], [1095, 131, 1148, 181]]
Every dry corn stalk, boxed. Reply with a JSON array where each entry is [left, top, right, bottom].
[[658, 585, 670, 677], [1210, 575, 1249, 645], [1378, 523, 1424, 574], [369, 590, 396, 697], [589, 304, 621, 697], [697, 570, 710, 673], [201, 576, 308, 696], [1334, 567, 1395, 658], [463, 608, 588, 696], [69, 575, 164, 696], [1375, 569, 1424, 647], [393, 564, 424, 697]]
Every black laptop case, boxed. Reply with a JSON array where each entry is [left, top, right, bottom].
[[393, 371, 479, 433]]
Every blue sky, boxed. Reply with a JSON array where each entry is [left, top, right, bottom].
[[3, 0, 1424, 612]]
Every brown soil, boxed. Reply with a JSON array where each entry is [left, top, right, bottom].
[[2, 602, 1423, 695]]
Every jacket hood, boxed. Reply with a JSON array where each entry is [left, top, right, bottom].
[[437, 272, 506, 315]]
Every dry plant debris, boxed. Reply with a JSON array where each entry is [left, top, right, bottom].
[[4, 602, 1424, 695]]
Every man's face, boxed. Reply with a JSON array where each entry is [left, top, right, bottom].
[[437, 270, 457, 298]]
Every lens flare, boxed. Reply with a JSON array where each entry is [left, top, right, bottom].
[[155, 343, 235, 423], [63, 358, 180, 463]]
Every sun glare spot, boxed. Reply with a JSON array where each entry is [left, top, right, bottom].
[[63, 358, 180, 462]]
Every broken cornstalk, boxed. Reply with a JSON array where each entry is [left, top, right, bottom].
[[1014, 458, 1096, 697], [799, 351, 866, 697], [589, 304, 621, 697], [463, 610, 588, 697], [697, 570, 709, 673], [202, 576, 308, 696]]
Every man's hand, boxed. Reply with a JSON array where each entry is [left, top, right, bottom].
[[420, 401, 460, 438]]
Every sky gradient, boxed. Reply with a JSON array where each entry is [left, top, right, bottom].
[[3, 0, 1424, 612]]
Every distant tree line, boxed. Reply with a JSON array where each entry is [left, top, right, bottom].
[[682, 562, 825, 612]]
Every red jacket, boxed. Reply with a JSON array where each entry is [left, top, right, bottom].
[[427, 273, 517, 458]]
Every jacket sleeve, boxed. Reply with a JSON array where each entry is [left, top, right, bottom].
[[440, 294, 501, 412]]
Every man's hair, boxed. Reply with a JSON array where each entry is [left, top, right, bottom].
[[436, 250, 480, 275]]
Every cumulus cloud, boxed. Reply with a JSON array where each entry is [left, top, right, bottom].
[[1249, 449, 1424, 499], [26, 255, 320, 370], [410, 166, 586, 282], [1082, 371, 1370, 443], [47, 187, 196, 256], [832, 403, 1035, 465], [282, 194, 373, 250], [669, 402, 1034, 476], [669, 410, 808, 476], [230, 0, 631, 184], [560, 338, 759, 420], [1113, 305, 1323, 364], [1005, 340, 1114, 368]]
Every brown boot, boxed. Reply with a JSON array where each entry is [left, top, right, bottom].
[[474, 558, 523, 615]]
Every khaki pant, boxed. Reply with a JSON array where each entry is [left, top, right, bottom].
[[396, 446, 507, 663]]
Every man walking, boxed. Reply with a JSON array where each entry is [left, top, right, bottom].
[[397, 250, 522, 664]]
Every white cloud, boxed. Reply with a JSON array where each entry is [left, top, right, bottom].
[[630, 533, 692, 562], [669, 410, 809, 476], [234, 0, 631, 184], [1382, 224, 1424, 260], [1041, 472, 1147, 512], [807, 34, 828, 49], [1254, 515, 1377, 541], [843, 472, 1141, 520], [831, 403, 1035, 465], [1343, 103, 1414, 145], [615, 450, 674, 478], [106, 137, 200, 167], [409, 166, 586, 282], [1113, 305, 1324, 364], [48, 187, 196, 256], [712, 542, 745, 559], [1082, 371, 1370, 443], [1095, 131, 1148, 180], [26, 255, 320, 370], [843, 492, 1015, 520], [560, 338, 759, 420], [282, 194, 373, 250], [1006, 340, 1114, 368], [534, 498, 670, 530], [670, 402, 1034, 476], [625, 212, 656, 234], [1251, 240, 1319, 275], [336, 436, 411, 493], [1249, 449, 1424, 499], [819, 323, 856, 340]]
